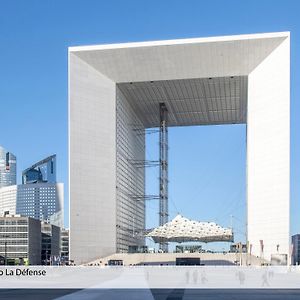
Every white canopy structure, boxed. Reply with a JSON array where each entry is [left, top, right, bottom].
[[146, 215, 233, 243]]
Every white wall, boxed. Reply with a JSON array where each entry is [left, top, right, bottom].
[[69, 53, 117, 264], [247, 37, 290, 261], [0, 185, 17, 215]]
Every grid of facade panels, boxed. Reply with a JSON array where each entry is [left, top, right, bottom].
[[0, 219, 28, 259], [0, 185, 17, 215], [0, 184, 63, 228], [0, 216, 41, 265], [116, 88, 145, 252], [16, 183, 63, 228], [60, 228, 69, 260]]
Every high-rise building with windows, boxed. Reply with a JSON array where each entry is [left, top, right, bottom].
[[22, 155, 56, 184], [16, 183, 64, 228], [0, 146, 16, 188], [0, 183, 64, 228], [0, 155, 64, 228], [0, 185, 18, 215], [18, 155, 63, 227]]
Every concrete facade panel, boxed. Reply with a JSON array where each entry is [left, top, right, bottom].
[[247, 37, 290, 260], [69, 54, 117, 264]]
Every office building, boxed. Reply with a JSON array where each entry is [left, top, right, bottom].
[[0, 155, 64, 227], [0, 214, 41, 265], [19, 155, 63, 227], [69, 32, 290, 264], [0, 146, 16, 188], [22, 155, 56, 184], [0, 183, 64, 228], [16, 182, 64, 228], [41, 221, 60, 265], [0, 185, 18, 215]]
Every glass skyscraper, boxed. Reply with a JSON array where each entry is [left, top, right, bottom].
[[22, 155, 56, 184], [19, 154, 63, 227], [0, 183, 64, 228], [0, 154, 63, 228], [0, 145, 16, 188]]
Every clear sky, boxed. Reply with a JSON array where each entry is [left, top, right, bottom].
[[0, 0, 299, 250]]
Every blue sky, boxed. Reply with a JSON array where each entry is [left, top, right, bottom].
[[0, 0, 299, 250]]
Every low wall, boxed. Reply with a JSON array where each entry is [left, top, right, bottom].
[[88, 252, 265, 266]]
